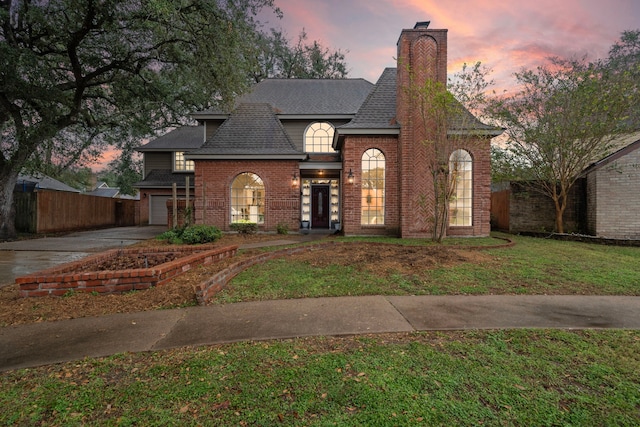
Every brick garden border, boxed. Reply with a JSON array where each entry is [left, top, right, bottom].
[[16, 245, 238, 298]]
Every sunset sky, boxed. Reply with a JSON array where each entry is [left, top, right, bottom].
[[260, 0, 640, 89], [96, 0, 639, 170]]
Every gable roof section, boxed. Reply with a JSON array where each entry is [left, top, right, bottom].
[[136, 126, 204, 152], [448, 103, 504, 136], [338, 68, 399, 135], [16, 174, 81, 193], [188, 103, 307, 160], [134, 169, 195, 189], [193, 78, 374, 119], [582, 131, 640, 174]]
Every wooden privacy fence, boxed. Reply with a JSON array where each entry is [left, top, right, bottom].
[[14, 191, 139, 234], [490, 189, 510, 232]]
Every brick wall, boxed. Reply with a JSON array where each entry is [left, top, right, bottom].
[[17, 245, 237, 298], [587, 147, 640, 238], [167, 198, 195, 228], [447, 138, 492, 237], [195, 160, 300, 232], [508, 181, 585, 234], [341, 136, 399, 235], [397, 27, 448, 238]]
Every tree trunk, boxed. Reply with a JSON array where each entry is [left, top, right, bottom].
[[553, 193, 567, 234], [0, 171, 19, 241]]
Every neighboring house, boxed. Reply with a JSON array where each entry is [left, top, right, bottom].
[[135, 22, 502, 237], [583, 131, 640, 239], [15, 174, 81, 194], [85, 181, 121, 198], [491, 131, 640, 239], [84, 181, 140, 200]]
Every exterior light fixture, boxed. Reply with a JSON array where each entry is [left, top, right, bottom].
[[292, 172, 299, 187], [347, 169, 354, 184]]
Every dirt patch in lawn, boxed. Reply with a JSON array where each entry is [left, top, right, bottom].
[[0, 234, 494, 326]]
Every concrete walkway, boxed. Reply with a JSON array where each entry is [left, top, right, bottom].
[[1, 227, 639, 372], [0, 226, 166, 284], [2, 294, 640, 372]]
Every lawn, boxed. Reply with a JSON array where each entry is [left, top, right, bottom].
[[2, 233, 640, 425], [215, 233, 640, 302]]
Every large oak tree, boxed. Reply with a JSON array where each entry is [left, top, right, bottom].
[[0, 0, 279, 240]]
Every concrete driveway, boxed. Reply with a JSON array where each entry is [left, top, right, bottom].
[[0, 226, 166, 286]]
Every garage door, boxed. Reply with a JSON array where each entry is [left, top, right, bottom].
[[149, 195, 170, 225]]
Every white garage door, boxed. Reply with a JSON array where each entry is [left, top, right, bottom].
[[149, 195, 170, 225]]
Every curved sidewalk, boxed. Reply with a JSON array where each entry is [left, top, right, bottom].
[[2, 294, 640, 372]]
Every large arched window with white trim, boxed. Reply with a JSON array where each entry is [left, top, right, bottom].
[[231, 173, 264, 224], [304, 122, 335, 153], [361, 148, 385, 225], [449, 149, 472, 226]]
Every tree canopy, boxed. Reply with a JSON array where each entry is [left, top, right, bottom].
[[489, 30, 639, 233], [251, 28, 348, 82], [0, 0, 281, 239]]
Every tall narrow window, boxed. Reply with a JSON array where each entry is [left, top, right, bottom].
[[361, 148, 385, 225], [304, 122, 335, 153], [231, 173, 264, 224], [449, 149, 472, 226], [174, 152, 194, 171]]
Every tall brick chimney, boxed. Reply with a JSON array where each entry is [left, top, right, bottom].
[[396, 22, 448, 238]]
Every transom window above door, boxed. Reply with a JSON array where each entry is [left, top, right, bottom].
[[304, 122, 335, 153]]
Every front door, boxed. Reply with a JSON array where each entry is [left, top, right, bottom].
[[311, 185, 330, 228]]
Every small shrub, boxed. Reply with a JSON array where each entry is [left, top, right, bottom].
[[276, 222, 289, 235], [156, 225, 222, 245], [230, 221, 258, 235], [156, 228, 183, 245], [180, 225, 222, 244]]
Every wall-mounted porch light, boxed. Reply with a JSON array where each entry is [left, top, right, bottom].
[[347, 169, 354, 184], [292, 172, 299, 187]]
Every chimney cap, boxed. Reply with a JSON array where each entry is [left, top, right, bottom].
[[414, 21, 430, 29]]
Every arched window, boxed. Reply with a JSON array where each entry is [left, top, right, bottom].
[[449, 149, 472, 226], [231, 173, 264, 224], [304, 122, 335, 153], [361, 148, 385, 225]]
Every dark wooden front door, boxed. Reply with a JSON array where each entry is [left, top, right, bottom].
[[311, 186, 330, 228]]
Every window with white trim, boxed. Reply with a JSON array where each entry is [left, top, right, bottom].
[[361, 148, 385, 225], [174, 152, 194, 171], [304, 122, 335, 153], [449, 149, 472, 226], [231, 173, 265, 224]]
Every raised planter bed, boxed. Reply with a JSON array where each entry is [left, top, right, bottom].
[[16, 245, 238, 298]]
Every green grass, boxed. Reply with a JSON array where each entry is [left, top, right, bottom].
[[216, 233, 640, 302], [2, 330, 639, 426], [3, 234, 640, 425]]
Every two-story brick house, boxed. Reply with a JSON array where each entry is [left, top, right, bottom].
[[135, 22, 502, 237]]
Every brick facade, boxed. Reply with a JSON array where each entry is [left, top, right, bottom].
[[195, 160, 301, 232], [586, 145, 640, 239], [152, 24, 495, 238], [395, 26, 491, 238], [341, 136, 400, 235]]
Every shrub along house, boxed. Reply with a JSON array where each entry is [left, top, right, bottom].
[[135, 22, 502, 237]]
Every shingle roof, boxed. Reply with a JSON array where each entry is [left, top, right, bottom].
[[339, 68, 399, 131], [188, 103, 306, 159], [583, 130, 640, 173], [16, 174, 81, 193], [448, 103, 503, 135], [134, 170, 195, 188], [136, 126, 203, 152], [195, 79, 374, 117]]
